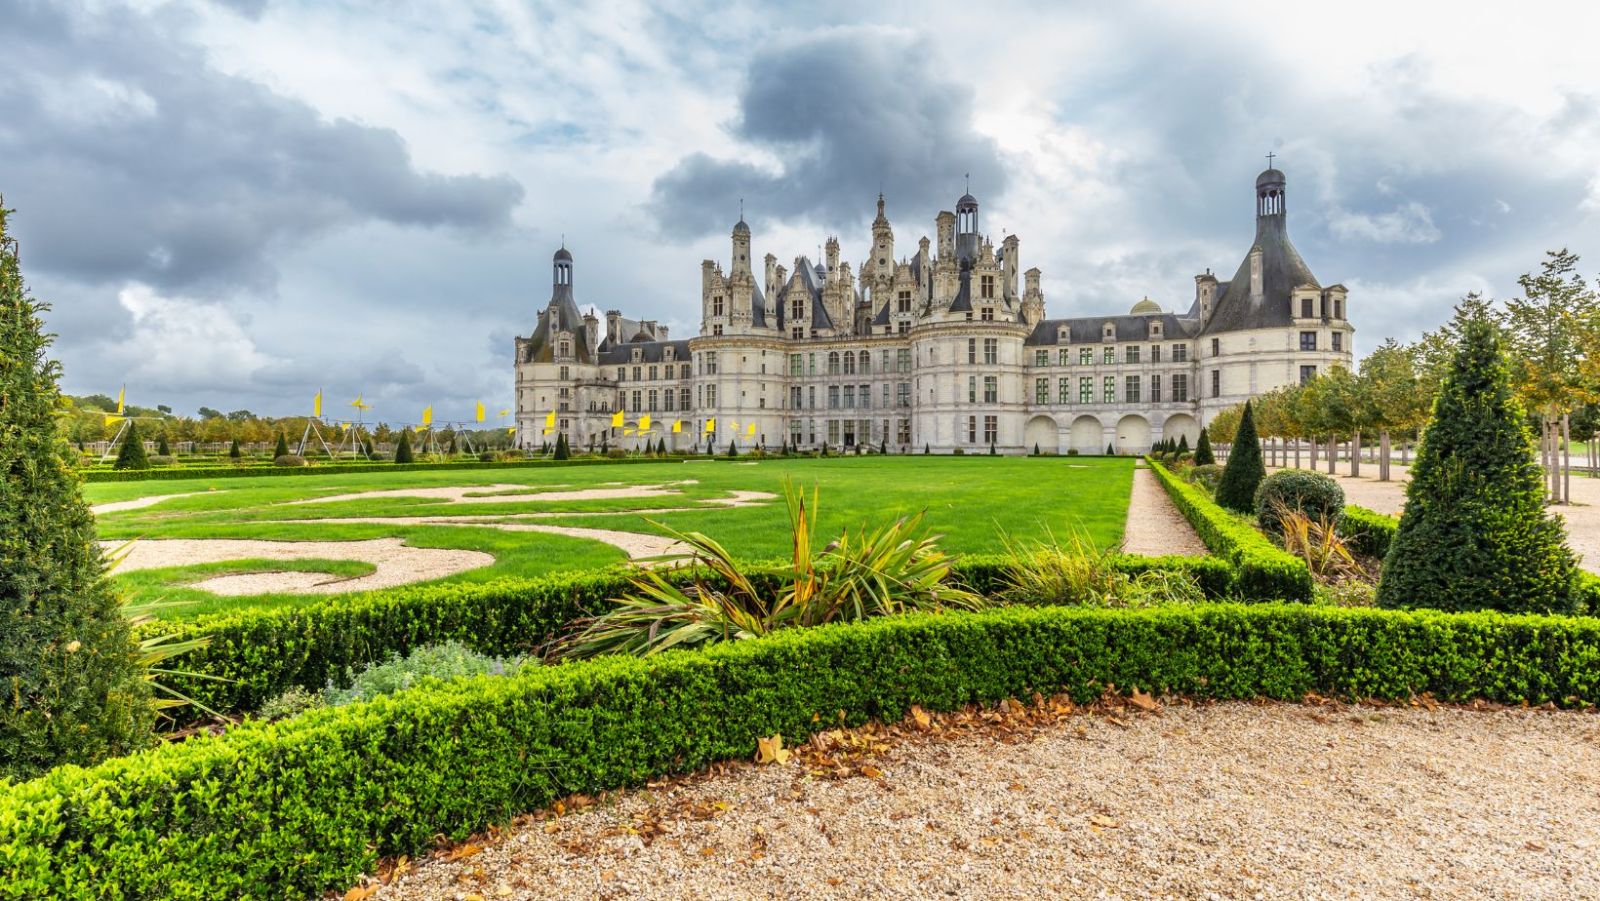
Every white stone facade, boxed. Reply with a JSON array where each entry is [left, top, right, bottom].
[[514, 167, 1353, 454]]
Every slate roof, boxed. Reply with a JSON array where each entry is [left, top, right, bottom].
[[1024, 312, 1199, 346], [521, 278, 594, 364], [597, 338, 693, 366], [1201, 212, 1321, 335]]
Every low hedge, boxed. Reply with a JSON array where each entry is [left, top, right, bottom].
[[82, 456, 683, 483], [1338, 504, 1398, 559], [7, 602, 1600, 899], [1147, 460, 1313, 601], [141, 553, 1237, 720]]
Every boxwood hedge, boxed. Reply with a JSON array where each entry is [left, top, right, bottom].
[[6, 602, 1598, 900], [1147, 460, 1313, 601]]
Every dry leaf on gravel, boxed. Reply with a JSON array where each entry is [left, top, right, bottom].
[[1128, 690, 1161, 712], [756, 734, 791, 765]]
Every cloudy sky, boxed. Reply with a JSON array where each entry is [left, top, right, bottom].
[[6, 0, 1599, 423]]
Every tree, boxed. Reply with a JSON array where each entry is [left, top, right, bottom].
[[393, 429, 414, 463], [727, 440, 738, 457], [553, 432, 570, 460], [1106, 442, 1115, 455], [273, 431, 289, 458], [1177, 434, 1189, 454], [1378, 319, 1578, 614], [1194, 427, 1214, 466], [113, 421, 149, 470], [156, 434, 170, 456], [0, 204, 151, 778], [196, 406, 223, 420], [228, 437, 241, 459], [1214, 400, 1265, 514]]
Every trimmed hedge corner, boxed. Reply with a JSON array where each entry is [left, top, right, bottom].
[[6, 602, 1599, 899], [1338, 504, 1398, 559], [1147, 460, 1313, 601]]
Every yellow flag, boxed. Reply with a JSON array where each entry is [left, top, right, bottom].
[[507, 426, 516, 434], [340, 422, 350, 431], [671, 420, 682, 434], [476, 401, 486, 423], [639, 414, 651, 431], [544, 410, 555, 428], [313, 390, 322, 418], [623, 428, 635, 436], [104, 414, 125, 426], [351, 394, 370, 411], [611, 410, 624, 428], [421, 406, 433, 427], [116, 385, 125, 414], [705, 418, 716, 434], [498, 408, 510, 417], [747, 423, 756, 437]]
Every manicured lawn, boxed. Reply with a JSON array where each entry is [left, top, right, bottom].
[[88, 456, 1134, 618]]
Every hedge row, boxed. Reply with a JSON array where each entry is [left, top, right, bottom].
[[1147, 460, 1313, 601], [80, 456, 695, 483], [140, 554, 1238, 720], [1338, 504, 1398, 559], [8, 602, 1600, 899]]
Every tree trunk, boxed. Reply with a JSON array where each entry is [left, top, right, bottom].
[[1563, 414, 1571, 504], [1379, 430, 1391, 481], [1351, 431, 1361, 478], [1327, 437, 1336, 474], [1294, 436, 1302, 468], [1309, 437, 1318, 468]]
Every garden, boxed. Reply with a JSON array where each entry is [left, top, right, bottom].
[[5, 207, 1600, 899]]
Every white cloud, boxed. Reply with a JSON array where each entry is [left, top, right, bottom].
[[106, 283, 281, 390], [1328, 202, 1443, 245]]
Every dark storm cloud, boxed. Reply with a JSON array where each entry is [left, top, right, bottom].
[[0, 1, 522, 293], [648, 29, 1005, 237]]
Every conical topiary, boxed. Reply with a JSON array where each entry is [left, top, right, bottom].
[[113, 421, 149, 470], [156, 434, 170, 456], [1177, 434, 1190, 454], [553, 432, 570, 460], [228, 437, 241, 460], [1215, 401, 1265, 514], [273, 431, 289, 458], [1194, 427, 1214, 466], [1377, 320, 1579, 614], [393, 429, 414, 463], [0, 206, 151, 778], [1106, 442, 1115, 456], [727, 440, 738, 458]]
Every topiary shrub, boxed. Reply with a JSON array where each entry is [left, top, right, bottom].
[[478, 451, 496, 462], [228, 438, 242, 460], [156, 434, 170, 456], [113, 421, 150, 470], [1194, 427, 1215, 466], [0, 206, 151, 779], [1214, 401, 1265, 514], [1066, 448, 1079, 456], [273, 454, 308, 467], [1177, 434, 1190, 455], [552, 432, 570, 461], [273, 432, 289, 458], [1106, 443, 1115, 455], [1189, 463, 1223, 493], [1255, 468, 1344, 536], [1377, 319, 1579, 614], [392, 430, 414, 464]]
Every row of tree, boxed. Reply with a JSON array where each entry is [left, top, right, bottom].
[[1208, 249, 1600, 502]]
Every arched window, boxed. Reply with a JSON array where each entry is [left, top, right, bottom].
[[858, 350, 871, 373], [828, 351, 841, 375], [843, 353, 855, 375]]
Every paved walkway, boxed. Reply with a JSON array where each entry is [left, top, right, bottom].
[[364, 702, 1600, 901], [1121, 466, 1206, 557]]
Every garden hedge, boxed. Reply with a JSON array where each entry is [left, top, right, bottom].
[[140, 554, 1239, 720], [82, 456, 683, 483], [6, 602, 1600, 899], [1147, 461, 1313, 601]]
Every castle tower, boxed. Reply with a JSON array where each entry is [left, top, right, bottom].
[[870, 193, 895, 283], [955, 191, 979, 267], [729, 217, 755, 329]]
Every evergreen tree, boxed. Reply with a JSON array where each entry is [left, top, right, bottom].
[[228, 437, 241, 459], [924, 443, 930, 455], [273, 431, 289, 458], [445, 435, 457, 455], [1106, 442, 1115, 455], [1214, 400, 1266, 513], [393, 429, 414, 463], [1033, 442, 1040, 456], [113, 421, 149, 470], [821, 443, 829, 457], [1177, 434, 1190, 454], [0, 206, 151, 778], [989, 440, 997, 456], [880, 439, 887, 454], [1194, 427, 1215, 465], [1378, 320, 1579, 614], [727, 439, 738, 457], [156, 434, 170, 456], [553, 432, 570, 460]]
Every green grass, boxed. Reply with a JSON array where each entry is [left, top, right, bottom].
[[88, 456, 1134, 618], [116, 558, 378, 619]]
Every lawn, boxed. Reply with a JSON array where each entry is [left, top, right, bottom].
[[87, 456, 1135, 618]]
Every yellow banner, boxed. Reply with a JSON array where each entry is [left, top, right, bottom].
[[746, 423, 756, 437], [611, 410, 624, 428], [116, 385, 125, 415], [544, 410, 555, 428], [313, 390, 322, 418], [421, 406, 433, 427], [705, 418, 715, 434], [639, 414, 651, 431], [671, 420, 682, 434], [476, 401, 486, 423]]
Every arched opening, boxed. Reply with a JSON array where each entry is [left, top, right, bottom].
[[1115, 414, 1151, 454], [1070, 415, 1103, 454], [1162, 413, 1199, 448], [1025, 415, 1060, 454]]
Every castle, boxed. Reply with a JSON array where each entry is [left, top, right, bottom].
[[514, 165, 1354, 453]]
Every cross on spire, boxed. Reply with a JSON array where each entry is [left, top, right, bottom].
[[1265, 151, 1276, 169], [738, 197, 744, 220], [965, 172, 970, 194]]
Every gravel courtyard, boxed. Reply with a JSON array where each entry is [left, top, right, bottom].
[[365, 701, 1600, 901]]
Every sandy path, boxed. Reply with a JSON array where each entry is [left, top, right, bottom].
[[367, 702, 1600, 901], [91, 492, 212, 515], [1121, 466, 1206, 556], [104, 537, 492, 595], [288, 483, 687, 506], [274, 517, 685, 561]]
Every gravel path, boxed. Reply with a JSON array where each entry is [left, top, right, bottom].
[[103, 537, 493, 594], [363, 701, 1600, 901], [90, 491, 211, 514], [288, 483, 689, 506], [1121, 466, 1206, 556]]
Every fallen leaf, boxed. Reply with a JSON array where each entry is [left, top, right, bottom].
[[1088, 814, 1121, 829], [445, 843, 484, 862], [910, 705, 932, 731], [342, 887, 378, 901], [1128, 689, 1160, 712], [859, 765, 884, 779], [756, 734, 791, 765]]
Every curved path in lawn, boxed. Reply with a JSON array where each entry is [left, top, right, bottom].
[[104, 537, 493, 595]]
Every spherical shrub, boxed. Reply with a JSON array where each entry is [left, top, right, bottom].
[[273, 454, 308, 467], [1255, 468, 1344, 535]]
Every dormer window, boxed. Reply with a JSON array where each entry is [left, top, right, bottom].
[[981, 307, 994, 321], [1057, 325, 1070, 342], [1151, 323, 1162, 337], [1102, 323, 1115, 341], [631, 349, 642, 363], [664, 347, 675, 362], [558, 340, 571, 358], [1301, 297, 1314, 319]]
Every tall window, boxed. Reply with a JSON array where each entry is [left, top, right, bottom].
[[559, 366, 569, 380], [1125, 346, 1140, 364], [1059, 348, 1070, 366], [1300, 365, 1317, 385], [1301, 297, 1314, 318], [1300, 331, 1317, 351], [1059, 377, 1071, 404], [1035, 378, 1048, 404], [1211, 369, 1220, 397], [1173, 344, 1188, 362], [647, 389, 658, 411], [981, 274, 995, 299], [706, 385, 717, 406], [983, 415, 998, 444], [983, 338, 998, 365], [859, 384, 870, 409], [828, 386, 840, 409], [858, 351, 871, 373], [617, 367, 625, 381], [681, 364, 691, 379], [967, 339, 977, 364], [1151, 375, 1161, 402], [897, 383, 910, 407], [897, 349, 911, 372], [828, 351, 841, 375], [1172, 374, 1188, 403], [808, 386, 816, 409], [1102, 347, 1114, 364], [1103, 376, 1115, 403], [984, 376, 998, 403], [789, 354, 803, 376], [843, 353, 855, 375], [1332, 332, 1343, 352], [712, 295, 724, 316], [897, 419, 911, 444], [1334, 298, 1344, 319], [1211, 338, 1220, 357], [1151, 346, 1162, 364], [897, 321, 910, 335], [843, 385, 855, 408], [968, 376, 977, 403], [1125, 376, 1140, 403], [808, 353, 817, 375], [967, 416, 978, 443], [1035, 349, 1049, 367], [897, 290, 912, 313], [1080, 348, 1093, 366], [790, 386, 802, 409], [648, 365, 657, 380], [980, 307, 994, 321], [882, 383, 890, 408], [632, 390, 641, 410], [633, 366, 641, 381], [703, 352, 718, 375], [1080, 377, 1092, 404]]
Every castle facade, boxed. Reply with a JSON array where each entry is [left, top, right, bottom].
[[514, 165, 1353, 453]]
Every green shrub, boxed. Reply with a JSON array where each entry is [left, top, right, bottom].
[[1188, 463, 1223, 493], [147, 454, 176, 466], [8, 602, 1600, 899], [392, 429, 414, 464], [1148, 461, 1313, 601], [1338, 505, 1397, 559], [1194, 426, 1214, 466], [156, 434, 170, 456], [112, 421, 150, 470], [228, 438, 241, 459], [272, 432, 289, 458], [0, 207, 151, 779], [1378, 320, 1580, 615], [1215, 401, 1265, 513], [1066, 448, 1079, 456], [1255, 469, 1344, 536], [552, 432, 570, 461], [257, 684, 323, 721], [996, 531, 1205, 608], [322, 641, 531, 707], [273, 454, 308, 467]]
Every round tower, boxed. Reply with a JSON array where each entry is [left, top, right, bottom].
[[955, 192, 979, 267], [1256, 167, 1286, 218]]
